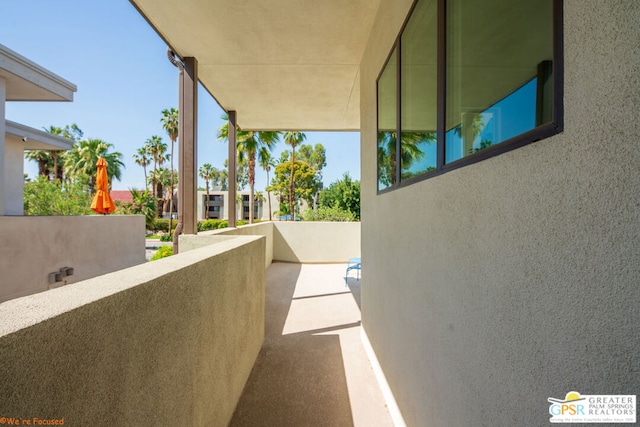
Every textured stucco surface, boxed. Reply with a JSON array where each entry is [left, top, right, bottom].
[[272, 222, 361, 263], [0, 215, 145, 302], [360, 1, 640, 425], [0, 77, 6, 215], [185, 222, 361, 265], [0, 235, 265, 426], [215, 222, 275, 267], [4, 139, 23, 215]]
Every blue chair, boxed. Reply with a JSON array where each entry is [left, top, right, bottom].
[[345, 257, 361, 285]]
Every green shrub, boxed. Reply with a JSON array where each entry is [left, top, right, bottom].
[[23, 177, 92, 216], [159, 234, 173, 242], [236, 220, 248, 226], [302, 206, 356, 222], [199, 219, 222, 231], [150, 245, 173, 261], [151, 219, 170, 232], [218, 221, 228, 229]]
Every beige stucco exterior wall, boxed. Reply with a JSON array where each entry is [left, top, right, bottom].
[[0, 235, 265, 426], [0, 215, 146, 302], [0, 77, 6, 215], [4, 139, 23, 215], [360, 1, 640, 425], [214, 222, 274, 267]]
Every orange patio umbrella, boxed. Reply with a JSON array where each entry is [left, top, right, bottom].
[[91, 157, 116, 214]]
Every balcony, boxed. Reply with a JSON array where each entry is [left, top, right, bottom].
[[231, 262, 392, 426], [0, 222, 394, 426]]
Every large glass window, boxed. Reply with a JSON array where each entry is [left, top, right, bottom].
[[377, 48, 398, 191], [376, 0, 561, 192], [445, 0, 554, 163], [401, 0, 438, 180]]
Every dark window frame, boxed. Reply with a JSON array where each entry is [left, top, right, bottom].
[[376, 0, 564, 194]]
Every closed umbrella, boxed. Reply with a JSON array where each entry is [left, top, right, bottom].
[[91, 157, 116, 214]]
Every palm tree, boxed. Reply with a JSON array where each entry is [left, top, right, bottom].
[[129, 189, 157, 228], [132, 146, 151, 192], [42, 125, 63, 180], [158, 168, 176, 216], [44, 124, 82, 181], [161, 108, 179, 234], [49, 124, 83, 181], [64, 139, 124, 193], [199, 163, 214, 218], [377, 131, 432, 187], [211, 166, 228, 190], [218, 114, 279, 223], [259, 149, 276, 221], [25, 150, 53, 179], [145, 135, 168, 216], [283, 131, 306, 220]]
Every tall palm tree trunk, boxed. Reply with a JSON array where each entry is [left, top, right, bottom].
[[143, 165, 148, 193], [248, 152, 255, 224], [205, 181, 210, 218], [169, 141, 175, 234], [266, 168, 272, 221], [156, 183, 164, 217]]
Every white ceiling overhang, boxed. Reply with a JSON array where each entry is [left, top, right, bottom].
[[0, 44, 77, 102], [130, 0, 381, 131], [6, 120, 74, 151]]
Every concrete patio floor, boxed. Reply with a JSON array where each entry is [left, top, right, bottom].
[[230, 262, 394, 427]]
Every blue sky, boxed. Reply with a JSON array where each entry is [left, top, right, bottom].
[[0, 0, 360, 191]]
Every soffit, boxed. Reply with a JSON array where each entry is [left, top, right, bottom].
[[6, 120, 74, 151], [0, 44, 76, 102], [130, 0, 380, 131]]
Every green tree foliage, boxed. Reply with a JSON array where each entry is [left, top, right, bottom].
[[148, 167, 176, 217], [211, 165, 228, 190], [161, 108, 179, 234], [302, 205, 356, 222], [297, 143, 327, 179], [25, 124, 83, 181], [199, 163, 214, 204], [318, 173, 361, 220], [132, 146, 151, 192], [217, 114, 279, 223], [145, 135, 168, 216], [150, 245, 173, 261], [259, 150, 275, 221], [23, 176, 92, 215], [223, 158, 248, 191], [64, 138, 124, 193], [283, 131, 306, 220], [271, 159, 321, 217], [127, 189, 158, 228]]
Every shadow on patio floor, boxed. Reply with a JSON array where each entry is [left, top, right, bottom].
[[230, 263, 392, 427]]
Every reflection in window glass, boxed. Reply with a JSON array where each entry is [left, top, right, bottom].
[[377, 48, 398, 191], [400, 0, 438, 181], [445, 78, 538, 162], [445, 0, 553, 164], [376, 0, 559, 192]]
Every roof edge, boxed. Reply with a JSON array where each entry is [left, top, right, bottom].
[[6, 120, 75, 150], [0, 43, 78, 97]]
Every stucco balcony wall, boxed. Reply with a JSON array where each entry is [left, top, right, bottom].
[[180, 222, 274, 268], [184, 221, 361, 266], [0, 215, 146, 303], [0, 235, 266, 426]]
